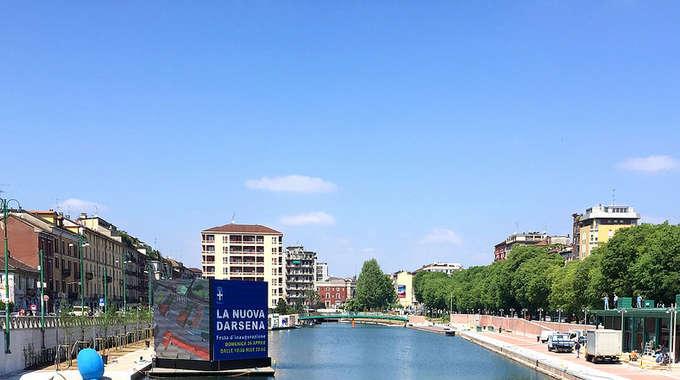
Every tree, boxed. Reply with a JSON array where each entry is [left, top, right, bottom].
[[274, 298, 290, 314], [303, 289, 324, 310], [600, 223, 680, 304], [354, 259, 396, 311], [510, 246, 563, 312]]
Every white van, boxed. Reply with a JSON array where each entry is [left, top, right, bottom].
[[68, 306, 90, 316]]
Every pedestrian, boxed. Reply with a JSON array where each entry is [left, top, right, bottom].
[[575, 341, 581, 358], [636, 294, 642, 308], [613, 293, 618, 309], [603, 294, 609, 310]]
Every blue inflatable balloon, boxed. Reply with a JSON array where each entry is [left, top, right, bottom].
[[77, 348, 104, 380]]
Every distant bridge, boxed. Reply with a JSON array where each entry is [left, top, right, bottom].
[[299, 313, 409, 322]]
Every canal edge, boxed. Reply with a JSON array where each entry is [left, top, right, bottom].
[[456, 332, 620, 380]]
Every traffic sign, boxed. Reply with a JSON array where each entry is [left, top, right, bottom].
[[99, 297, 105, 307], [43, 295, 49, 302]]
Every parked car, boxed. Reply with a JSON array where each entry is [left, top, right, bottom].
[[547, 333, 575, 353]]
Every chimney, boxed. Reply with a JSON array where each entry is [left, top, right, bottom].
[[80, 212, 88, 219]]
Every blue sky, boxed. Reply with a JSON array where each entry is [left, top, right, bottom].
[[2, 2, 679, 275]]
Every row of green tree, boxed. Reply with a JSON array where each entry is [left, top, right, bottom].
[[414, 223, 680, 319]]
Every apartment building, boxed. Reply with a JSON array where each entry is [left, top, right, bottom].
[[1, 210, 156, 311], [415, 262, 463, 275], [315, 261, 329, 283], [285, 246, 317, 306], [493, 232, 548, 261], [392, 270, 416, 309], [572, 204, 640, 259], [200, 223, 285, 309]]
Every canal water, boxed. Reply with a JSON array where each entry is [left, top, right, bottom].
[[265, 323, 549, 380]]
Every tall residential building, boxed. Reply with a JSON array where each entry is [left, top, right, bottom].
[[200, 223, 285, 309], [415, 262, 463, 275], [315, 262, 329, 283], [392, 270, 416, 309], [285, 246, 317, 306], [572, 205, 640, 259]]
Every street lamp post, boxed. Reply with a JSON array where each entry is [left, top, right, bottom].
[[582, 307, 589, 326], [38, 249, 45, 349], [538, 308, 543, 322], [144, 263, 154, 312], [116, 255, 131, 312], [666, 306, 677, 364], [619, 308, 627, 350], [1, 197, 21, 354], [77, 232, 88, 314], [556, 308, 563, 324], [448, 293, 453, 317], [103, 266, 108, 313], [509, 308, 515, 318]]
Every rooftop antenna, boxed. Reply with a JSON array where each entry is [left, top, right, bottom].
[[231, 212, 236, 224], [56, 198, 63, 214], [611, 188, 616, 206]]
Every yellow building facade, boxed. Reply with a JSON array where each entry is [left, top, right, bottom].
[[393, 270, 416, 309], [573, 205, 640, 259]]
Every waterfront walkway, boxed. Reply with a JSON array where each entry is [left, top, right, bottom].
[[406, 321, 679, 380], [11, 340, 153, 380], [478, 331, 680, 380]]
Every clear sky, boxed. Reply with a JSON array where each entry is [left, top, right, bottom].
[[2, 2, 679, 276]]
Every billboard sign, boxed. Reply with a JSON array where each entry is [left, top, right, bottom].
[[397, 284, 406, 298], [153, 278, 210, 361], [211, 280, 268, 361]]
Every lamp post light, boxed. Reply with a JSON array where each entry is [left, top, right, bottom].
[[72, 232, 90, 315], [521, 308, 528, 320], [1, 197, 21, 354], [618, 308, 627, 350], [666, 306, 677, 364], [538, 308, 544, 322], [38, 249, 45, 349], [556, 308, 563, 324], [509, 308, 515, 318], [143, 262, 155, 312], [115, 255, 132, 313], [449, 293, 453, 316], [582, 307, 589, 326], [499, 309, 504, 318]]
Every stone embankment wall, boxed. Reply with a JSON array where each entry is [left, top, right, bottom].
[[450, 314, 595, 337], [0, 317, 148, 376]]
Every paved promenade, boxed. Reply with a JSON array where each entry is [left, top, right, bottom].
[[11, 341, 153, 380], [409, 322, 679, 380], [478, 331, 679, 380]]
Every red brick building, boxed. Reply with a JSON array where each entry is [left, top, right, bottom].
[[315, 276, 354, 308]]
